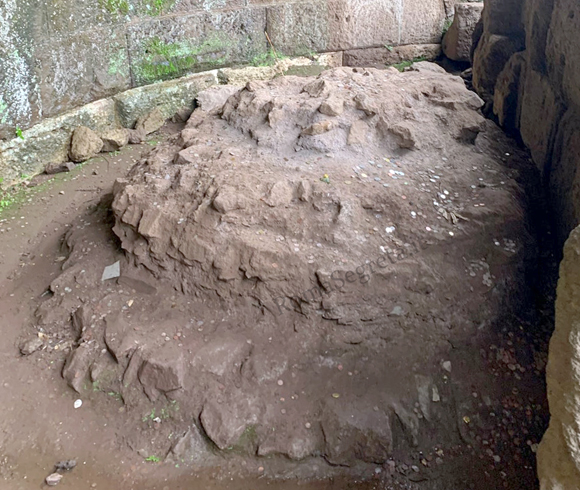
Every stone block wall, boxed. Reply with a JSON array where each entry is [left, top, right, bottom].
[[0, 0, 452, 142], [472, 2, 580, 489], [472, 0, 580, 242]]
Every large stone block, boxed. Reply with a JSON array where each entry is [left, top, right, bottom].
[[400, 0, 447, 45], [43, 0, 117, 35], [343, 44, 441, 67], [442, 2, 484, 62], [170, 0, 246, 14], [266, 1, 330, 54], [113, 70, 219, 128], [127, 8, 267, 86], [548, 110, 580, 241], [546, 0, 580, 109], [519, 68, 564, 174], [327, 0, 400, 49], [537, 225, 580, 489], [35, 28, 131, 119], [523, 0, 555, 74], [0, 0, 44, 138], [472, 32, 525, 100], [481, 0, 525, 38], [270, 0, 440, 53], [493, 51, 526, 132]]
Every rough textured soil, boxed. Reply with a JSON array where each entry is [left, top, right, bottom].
[[0, 65, 556, 489]]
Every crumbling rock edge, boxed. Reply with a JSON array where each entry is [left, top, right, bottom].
[[31, 64, 541, 478]]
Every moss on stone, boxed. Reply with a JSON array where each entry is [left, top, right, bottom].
[[108, 48, 130, 77], [251, 49, 285, 67], [135, 35, 232, 84], [390, 56, 428, 72], [223, 425, 258, 454], [0, 98, 8, 125], [100, 0, 130, 16], [147, 0, 174, 16]]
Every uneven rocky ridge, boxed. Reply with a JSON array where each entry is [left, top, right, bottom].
[[112, 65, 488, 313], [31, 65, 545, 486]]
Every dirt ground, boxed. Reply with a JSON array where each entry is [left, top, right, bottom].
[[0, 65, 557, 490]]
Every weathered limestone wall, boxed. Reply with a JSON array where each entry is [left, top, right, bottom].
[[472, 1, 580, 488], [537, 227, 580, 490], [472, 0, 580, 242], [0, 0, 452, 142]]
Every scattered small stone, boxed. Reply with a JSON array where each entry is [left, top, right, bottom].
[[46, 473, 63, 486], [390, 305, 404, 316], [45, 161, 76, 175], [19, 337, 44, 356], [73, 399, 83, 409], [442, 361, 452, 372], [101, 261, 121, 281], [432, 386, 440, 402], [55, 460, 77, 471], [69, 126, 103, 162]]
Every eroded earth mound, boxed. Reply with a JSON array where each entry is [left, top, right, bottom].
[[30, 64, 543, 484]]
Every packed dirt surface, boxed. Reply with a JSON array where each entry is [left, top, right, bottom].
[[1, 64, 555, 489]]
